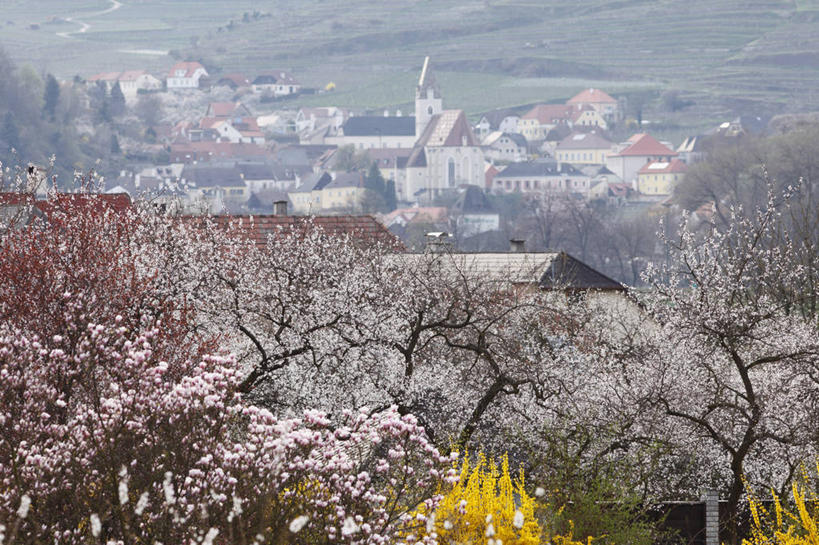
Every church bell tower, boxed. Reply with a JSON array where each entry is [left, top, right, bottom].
[[415, 56, 442, 139]]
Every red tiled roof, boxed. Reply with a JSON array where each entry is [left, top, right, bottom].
[[186, 214, 404, 250], [208, 102, 239, 117], [35, 194, 132, 219], [567, 88, 617, 105], [168, 62, 206, 78], [88, 72, 121, 82], [638, 158, 688, 175], [613, 133, 677, 157], [521, 104, 573, 124]]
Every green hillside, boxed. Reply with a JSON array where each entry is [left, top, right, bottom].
[[0, 0, 814, 127]]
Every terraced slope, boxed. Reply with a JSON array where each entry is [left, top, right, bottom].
[[0, 0, 814, 124]]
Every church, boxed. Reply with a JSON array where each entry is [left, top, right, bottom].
[[398, 57, 485, 203]]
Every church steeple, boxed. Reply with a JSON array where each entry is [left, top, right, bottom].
[[415, 56, 442, 138]]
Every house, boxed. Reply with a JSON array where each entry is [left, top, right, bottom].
[[605, 133, 677, 186], [570, 105, 608, 130], [321, 172, 368, 210], [167, 62, 208, 90], [288, 171, 332, 213], [327, 115, 417, 150], [392, 248, 625, 294], [117, 70, 162, 99], [554, 132, 613, 166], [178, 165, 248, 213], [252, 71, 301, 96], [206, 102, 252, 118], [482, 131, 528, 163], [519, 104, 573, 141], [196, 117, 265, 145], [216, 73, 250, 90], [87, 70, 161, 100], [1, 192, 132, 232], [236, 162, 299, 194], [169, 142, 268, 163], [296, 107, 349, 137], [491, 160, 591, 196], [567, 88, 619, 119], [193, 208, 403, 250], [86, 72, 121, 92], [636, 159, 688, 196]]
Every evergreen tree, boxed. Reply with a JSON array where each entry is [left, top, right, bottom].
[[110, 134, 121, 154], [43, 74, 59, 121], [110, 82, 126, 117], [384, 179, 397, 211]]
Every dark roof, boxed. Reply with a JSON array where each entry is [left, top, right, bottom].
[[451, 185, 495, 214], [406, 147, 427, 168], [325, 172, 364, 189], [342, 116, 415, 137], [539, 252, 625, 291], [496, 161, 584, 178], [189, 214, 404, 250], [236, 162, 278, 181], [181, 166, 244, 188], [293, 172, 332, 192], [505, 133, 528, 148]]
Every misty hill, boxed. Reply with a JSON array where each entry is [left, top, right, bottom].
[[2, 0, 818, 123]]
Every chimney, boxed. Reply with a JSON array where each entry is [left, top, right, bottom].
[[510, 239, 526, 253], [424, 231, 451, 253], [273, 200, 288, 216]]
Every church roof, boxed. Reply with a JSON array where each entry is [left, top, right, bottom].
[[417, 110, 479, 147], [342, 116, 415, 137]]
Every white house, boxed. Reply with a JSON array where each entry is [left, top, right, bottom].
[[166, 62, 208, 90]]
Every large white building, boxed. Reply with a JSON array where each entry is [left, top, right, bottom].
[[397, 57, 485, 203]]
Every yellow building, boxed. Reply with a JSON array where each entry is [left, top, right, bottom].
[[288, 171, 368, 213], [636, 159, 688, 195], [554, 132, 613, 165]]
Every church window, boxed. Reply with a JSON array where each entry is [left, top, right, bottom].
[[447, 158, 456, 186], [427, 105, 434, 115]]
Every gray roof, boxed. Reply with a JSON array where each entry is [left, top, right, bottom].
[[343, 116, 415, 137], [496, 160, 584, 179], [392, 251, 624, 290], [292, 172, 332, 193], [325, 172, 364, 189], [180, 166, 245, 188], [556, 131, 613, 150]]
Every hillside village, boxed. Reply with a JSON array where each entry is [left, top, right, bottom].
[[15, 55, 762, 266]]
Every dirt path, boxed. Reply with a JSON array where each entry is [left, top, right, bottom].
[[57, 0, 123, 38]]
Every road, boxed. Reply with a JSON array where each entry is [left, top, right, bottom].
[[57, 0, 123, 39]]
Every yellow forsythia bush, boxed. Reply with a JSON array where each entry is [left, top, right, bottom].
[[744, 466, 819, 545], [433, 453, 541, 545], [415, 452, 593, 545]]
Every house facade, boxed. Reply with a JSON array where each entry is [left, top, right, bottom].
[[606, 133, 678, 185], [167, 62, 208, 90], [636, 159, 688, 195], [554, 132, 613, 166], [491, 160, 591, 196]]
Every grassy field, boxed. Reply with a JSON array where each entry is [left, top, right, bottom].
[[1, 0, 817, 133]]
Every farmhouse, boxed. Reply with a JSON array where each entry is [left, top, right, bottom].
[[167, 62, 208, 90]]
